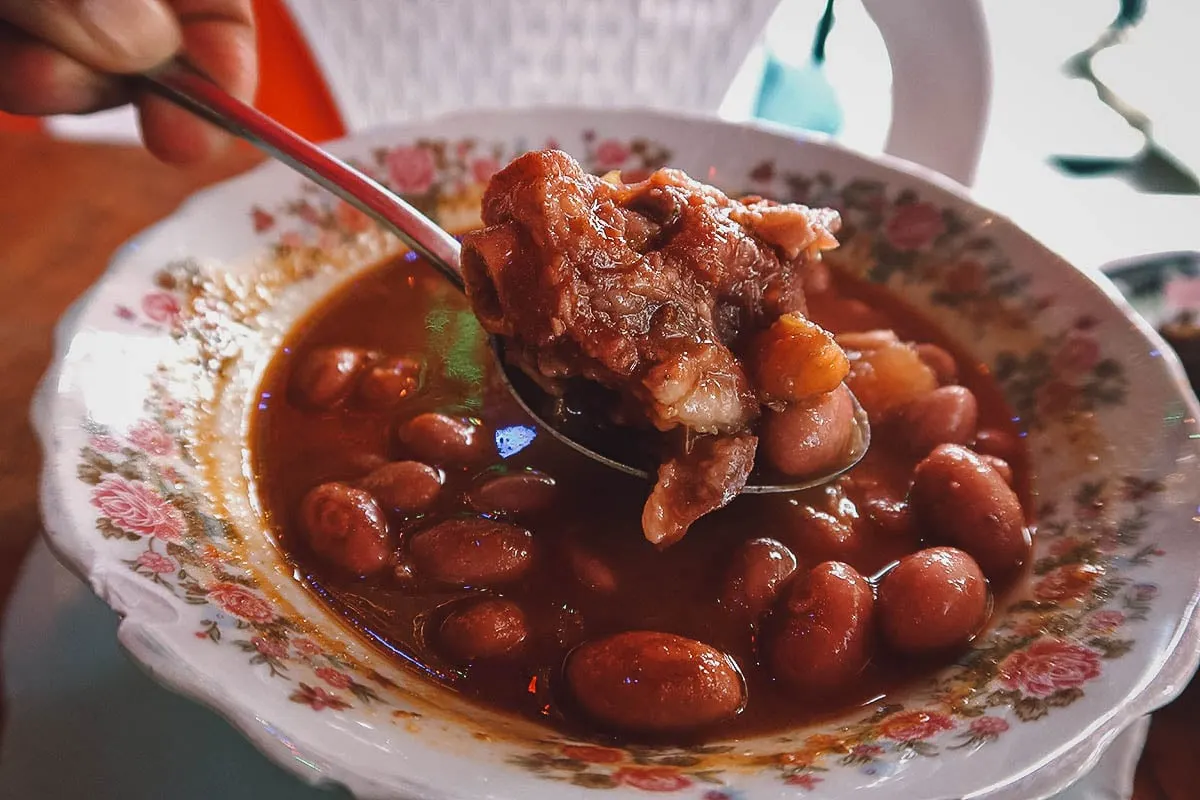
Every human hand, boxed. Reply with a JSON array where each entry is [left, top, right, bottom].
[[0, 0, 256, 164]]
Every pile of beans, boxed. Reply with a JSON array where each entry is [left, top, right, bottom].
[[281, 324, 1029, 736], [254, 260, 1033, 741], [559, 436, 1025, 734]]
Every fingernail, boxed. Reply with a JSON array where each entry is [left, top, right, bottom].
[[78, 0, 181, 69]]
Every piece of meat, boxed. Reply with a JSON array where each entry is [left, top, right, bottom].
[[642, 433, 758, 548], [461, 150, 842, 545], [642, 342, 755, 434]]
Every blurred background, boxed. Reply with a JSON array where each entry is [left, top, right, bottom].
[[2, 0, 1196, 268]]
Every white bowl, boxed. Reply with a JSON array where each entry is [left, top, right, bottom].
[[34, 108, 1200, 799]]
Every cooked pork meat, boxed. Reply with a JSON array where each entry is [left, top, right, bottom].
[[461, 150, 845, 545]]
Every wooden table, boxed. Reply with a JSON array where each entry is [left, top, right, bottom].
[[0, 131, 1195, 799]]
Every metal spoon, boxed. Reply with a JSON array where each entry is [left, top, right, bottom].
[[138, 57, 870, 492]]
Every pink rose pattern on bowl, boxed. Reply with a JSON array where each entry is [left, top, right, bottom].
[[38, 114, 1199, 800], [91, 476, 186, 542]]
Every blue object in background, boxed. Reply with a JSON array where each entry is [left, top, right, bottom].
[[753, 0, 844, 136], [754, 54, 844, 135]]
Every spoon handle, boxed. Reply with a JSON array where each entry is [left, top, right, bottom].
[[139, 58, 464, 289]]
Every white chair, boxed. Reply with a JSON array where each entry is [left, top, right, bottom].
[[46, 0, 992, 186], [860, 0, 991, 186], [283, 0, 992, 185], [281, 0, 781, 127]]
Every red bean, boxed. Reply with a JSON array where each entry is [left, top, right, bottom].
[[909, 444, 1031, 580], [564, 542, 618, 593], [888, 386, 978, 458], [862, 497, 915, 541], [290, 347, 371, 409], [838, 481, 921, 568], [566, 632, 745, 733], [977, 454, 1014, 486], [915, 343, 959, 385], [468, 469, 557, 515], [409, 517, 534, 586], [877, 547, 989, 653], [358, 355, 425, 408], [396, 412, 490, 466], [761, 384, 856, 477], [358, 461, 443, 514], [299, 483, 391, 575], [720, 538, 799, 617], [766, 562, 874, 692], [341, 452, 390, 477], [437, 598, 528, 661], [973, 428, 1020, 462], [779, 503, 860, 564]]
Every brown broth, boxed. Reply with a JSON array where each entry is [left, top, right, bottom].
[[251, 255, 1030, 744]]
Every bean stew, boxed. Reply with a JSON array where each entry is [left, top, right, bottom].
[[252, 247, 1032, 744]]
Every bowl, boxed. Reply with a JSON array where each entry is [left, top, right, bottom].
[[33, 108, 1200, 799]]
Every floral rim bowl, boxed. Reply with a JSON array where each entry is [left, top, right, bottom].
[[33, 109, 1200, 800]]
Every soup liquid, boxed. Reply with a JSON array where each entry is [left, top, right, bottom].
[[252, 257, 1028, 743]]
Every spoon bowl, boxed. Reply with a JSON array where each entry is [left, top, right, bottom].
[[492, 338, 871, 492], [139, 57, 870, 492]]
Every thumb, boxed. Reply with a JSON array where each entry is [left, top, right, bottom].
[[0, 0, 182, 74]]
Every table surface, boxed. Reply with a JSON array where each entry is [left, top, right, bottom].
[[0, 130, 1196, 799]]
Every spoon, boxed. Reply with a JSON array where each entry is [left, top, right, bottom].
[[138, 57, 870, 492]]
